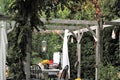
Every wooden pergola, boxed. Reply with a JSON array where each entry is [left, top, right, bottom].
[[1, 14, 120, 80], [39, 18, 120, 80]]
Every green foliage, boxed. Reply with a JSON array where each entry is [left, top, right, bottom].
[[32, 33, 62, 60], [0, 0, 12, 14], [100, 0, 120, 20], [69, 0, 95, 20], [5, 0, 120, 79], [68, 42, 77, 79], [55, 6, 70, 19], [81, 32, 95, 79], [0, 0, 5, 13], [99, 64, 119, 80], [112, 0, 120, 18], [103, 27, 120, 65], [7, 23, 32, 79]]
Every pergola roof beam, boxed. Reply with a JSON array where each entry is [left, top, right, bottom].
[[0, 14, 10, 20], [105, 21, 120, 25], [85, 25, 97, 39], [105, 19, 120, 25], [41, 18, 98, 25], [45, 25, 83, 30], [67, 19, 120, 36]]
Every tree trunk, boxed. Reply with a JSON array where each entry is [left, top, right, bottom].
[[25, 21, 32, 80]]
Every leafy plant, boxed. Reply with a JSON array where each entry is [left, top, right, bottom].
[[99, 64, 119, 80], [32, 33, 63, 60]]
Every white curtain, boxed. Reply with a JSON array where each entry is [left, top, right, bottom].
[[0, 21, 8, 80], [62, 29, 70, 78]]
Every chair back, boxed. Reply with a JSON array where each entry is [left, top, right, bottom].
[[60, 65, 69, 80], [30, 64, 42, 79]]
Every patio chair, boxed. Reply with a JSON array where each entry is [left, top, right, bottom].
[[60, 65, 69, 80], [30, 64, 42, 80]]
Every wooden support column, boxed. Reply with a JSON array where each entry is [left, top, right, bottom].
[[95, 23, 99, 80], [95, 17, 103, 80], [119, 31, 120, 59], [100, 17, 103, 63], [70, 30, 83, 78], [77, 30, 83, 78], [77, 41, 81, 78]]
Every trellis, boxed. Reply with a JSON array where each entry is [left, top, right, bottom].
[[1, 14, 120, 80]]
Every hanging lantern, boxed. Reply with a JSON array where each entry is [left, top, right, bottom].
[[41, 40, 47, 52]]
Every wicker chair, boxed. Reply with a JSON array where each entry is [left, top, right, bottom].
[[30, 64, 42, 80]]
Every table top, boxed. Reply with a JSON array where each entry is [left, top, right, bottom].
[[42, 69, 60, 73]]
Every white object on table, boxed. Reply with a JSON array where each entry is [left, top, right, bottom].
[[42, 69, 60, 72], [53, 52, 60, 64]]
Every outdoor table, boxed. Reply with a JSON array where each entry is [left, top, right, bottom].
[[42, 69, 60, 80]]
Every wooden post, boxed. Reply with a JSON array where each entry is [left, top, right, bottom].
[[77, 30, 83, 78], [119, 31, 120, 59], [26, 52, 30, 80], [95, 23, 100, 80], [95, 24, 99, 80], [95, 17, 103, 80], [99, 17, 103, 63], [77, 41, 81, 78]]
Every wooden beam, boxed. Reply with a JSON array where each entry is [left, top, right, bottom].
[[67, 25, 96, 36], [39, 30, 64, 34], [85, 25, 97, 39], [105, 21, 120, 25], [105, 19, 120, 25], [67, 24, 117, 36], [41, 18, 98, 25], [45, 25, 83, 30], [119, 31, 120, 59], [43, 19, 120, 34], [41, 18, 120, 26], [6, 18, 120, 34], [0, 14, 10, 20], [43, 18, 120, 30], [58, 33, 64, 40], [69, 30, 77, 40], [79, 32, 84, 44]]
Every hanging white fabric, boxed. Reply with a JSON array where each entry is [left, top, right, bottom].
[[62, 29, 70, 78], [0, 21, 8, 80], [111, 29, 116, 39]]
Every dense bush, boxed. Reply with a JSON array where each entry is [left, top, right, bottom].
[[99, 64, 119, 80]]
